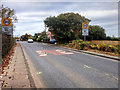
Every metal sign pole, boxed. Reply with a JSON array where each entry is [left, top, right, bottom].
[[84, 36, 86, 41]]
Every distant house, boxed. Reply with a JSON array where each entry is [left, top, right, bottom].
[[46, 31, 55, 40]]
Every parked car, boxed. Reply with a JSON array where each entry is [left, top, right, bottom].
[[16, 39, 19, 41], [28, 39, 33, 43], [50, 39, 56, 44]]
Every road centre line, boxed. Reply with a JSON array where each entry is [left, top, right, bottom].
[[84, 65, 91, 69], [83, 64, 118, 81]]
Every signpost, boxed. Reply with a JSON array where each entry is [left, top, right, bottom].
[[1, 18, 12, 35], [0, 6, 15, 82], [82, 22, 89, 41]]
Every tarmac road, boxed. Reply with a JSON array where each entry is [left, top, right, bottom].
[[20, 41, 118, 88]]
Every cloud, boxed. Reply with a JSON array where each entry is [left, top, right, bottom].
[[2, 0, 120, 2], [14, 22, 44, 36], [3, 2, 118, 37], [80, 10, 117, 19], [16, 11, 58, 18]]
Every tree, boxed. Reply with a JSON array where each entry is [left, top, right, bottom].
[[33, 33, 41, 41], [106, 35, 120, 41], [87, 25, 106, 40], [106, 36, 111, 40], [20, 33, 32, 41], [0, 5, 18, 22], [36, 31, 47, 42], [33, 35, 38, 41], [0, 5, 18, 36], [44, 12, 91, 43]]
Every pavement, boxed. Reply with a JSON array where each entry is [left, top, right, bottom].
[[0, 43, 32, 88], [20, 41, 118, 88]]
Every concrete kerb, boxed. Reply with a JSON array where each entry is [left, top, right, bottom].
[[20, 43, 45, 88], [42, 43, 120, 61], [62, 46, 120, 61], [19, 44, 36, 88]]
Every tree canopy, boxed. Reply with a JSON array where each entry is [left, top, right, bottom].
[[20, 33, 32, 41], [0, 5, 18, 22], [87, 25, 106, 40], [44, 12, 107, 43], [44, 12, 91, 43]]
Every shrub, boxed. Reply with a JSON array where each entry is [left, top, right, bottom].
[[96, 44, 100, 50], [116, 45, 120, 54], [90, 43, 96, 49], [85, 41, 90, 47], [99, 43, 106, 51], [66, 39, 119, 55], [68, 43, 74, 48], [109, 45, 117, 53], [80, 42, 85, 50]]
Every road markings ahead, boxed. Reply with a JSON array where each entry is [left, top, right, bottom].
[[56, 49, 74, 55], [36, 49, 74, 57], [105, 73, 118, 81], [84, 65, 91, 69], [36, 51, 48, 57], [37, 72, 42, 75], [83, 64, 118, 81]]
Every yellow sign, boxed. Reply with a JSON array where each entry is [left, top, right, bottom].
[[82, 22, 89, 29], [1, 18, 12, 26]]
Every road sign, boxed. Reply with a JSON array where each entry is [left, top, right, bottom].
[[82, 29, 88, 36], [2, 26, 13, 35], [82, 22, 89, 37], [82, 22, 89, 29], [1, 18, 12, 26]]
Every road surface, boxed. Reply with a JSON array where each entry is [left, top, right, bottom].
[[20, 41, 118, 88]]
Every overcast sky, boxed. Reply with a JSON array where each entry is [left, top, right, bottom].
[[2, 0, 119, 37]]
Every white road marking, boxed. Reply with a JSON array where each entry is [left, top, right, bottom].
[[36, 51, 47, 57], [40, 54, 47, 57], [105, 73, 118, 80], [56, 49, 74, 55], [37, 49, 74, 57], [42, 43, 47, 45], [0, 76, 2, 79], [83, 64, 118, 81], [112, 76, 118, 81], [84, 65, 91, 69], [105, 73, 110, 76], [37, 72, 42, 75]]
